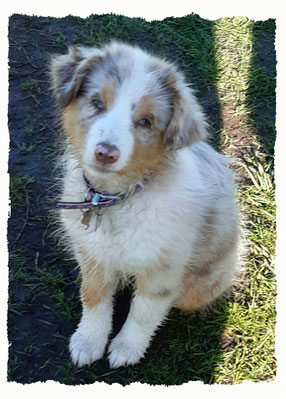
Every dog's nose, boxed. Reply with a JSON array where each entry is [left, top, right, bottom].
[[95, 142, 120, 164]]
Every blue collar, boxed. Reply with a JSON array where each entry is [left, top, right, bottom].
[[55, 174, 147, 211]]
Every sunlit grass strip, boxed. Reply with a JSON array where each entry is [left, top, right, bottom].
[[212, 17, 276, 383], [213, 17, 253, 108]]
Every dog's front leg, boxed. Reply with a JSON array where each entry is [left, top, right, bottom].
[[69, 259, 116, 367], [108, 267, 182, 368]]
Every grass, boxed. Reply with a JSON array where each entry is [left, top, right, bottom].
[[9, 174, 35, 204], [210, 18, 276, 383], [20, 79, 38, 91], [8, 14, 276, 385]]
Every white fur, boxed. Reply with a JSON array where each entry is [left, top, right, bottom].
[[69, 299, 113, 367], [60, 144, 238, 367], [52, 42, 239, 368]]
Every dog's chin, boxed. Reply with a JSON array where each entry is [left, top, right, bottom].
[[84, 162, 123, 180], [94, 165, 114, 174], [83, 162, 133, 193], [85, 163, 113, 175]]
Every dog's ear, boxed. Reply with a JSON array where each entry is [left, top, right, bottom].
[[163, 69, 208, 150], [50, 46, 103, 108]]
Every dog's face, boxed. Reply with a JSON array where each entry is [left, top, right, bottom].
[[51, 42, 207, 179]]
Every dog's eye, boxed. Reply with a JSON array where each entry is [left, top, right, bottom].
[[93, 99, 104, 111], [137, 118, 151, 128]]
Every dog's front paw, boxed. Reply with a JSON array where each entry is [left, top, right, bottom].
[[108, 333, 146, 368], [69, 329, 107, 367]]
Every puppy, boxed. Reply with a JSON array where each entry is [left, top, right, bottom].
[[50, 41, 239, 368]]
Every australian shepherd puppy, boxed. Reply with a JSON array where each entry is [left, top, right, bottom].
[[50, 41, 239, 368]]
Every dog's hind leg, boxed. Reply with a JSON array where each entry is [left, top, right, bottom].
[[174, 248, 238, 311]]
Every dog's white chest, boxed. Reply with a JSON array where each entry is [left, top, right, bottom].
[[63, 198, 167, 272], [93, 212, 162, 271]]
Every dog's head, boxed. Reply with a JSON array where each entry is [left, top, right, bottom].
[[50, 42, 208, 179]]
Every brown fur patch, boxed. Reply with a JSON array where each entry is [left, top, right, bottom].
[[61, 101, 85, 161], [185, 208, 238, 279], [62, 101, 82, 138], [101, 82, 115, 108], [80, 263, 111, 309], [133, 94, 154, 122], [175, 219, 238, 311], [174, 278, 222, 311], [117, 90, 168, 179], [193, 247, 230, 278], [117, 134, 165, 178], [136, 273, 149, 296]]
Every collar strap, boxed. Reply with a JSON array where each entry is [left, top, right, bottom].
[[55, 175, 147, 210]]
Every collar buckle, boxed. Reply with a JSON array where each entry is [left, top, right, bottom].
[[91, 192, 101, 206]]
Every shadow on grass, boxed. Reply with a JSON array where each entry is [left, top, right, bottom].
[[246, 19, 276, 159], [46, 290, 232, 385], [8, 13, 233, 385]]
